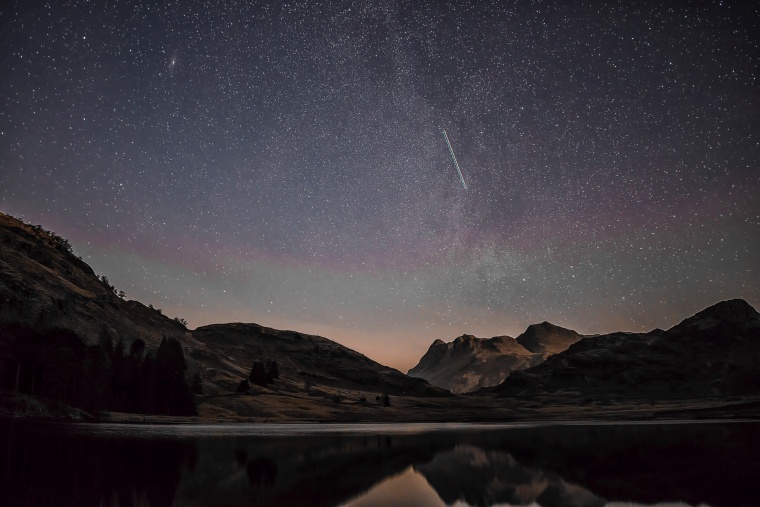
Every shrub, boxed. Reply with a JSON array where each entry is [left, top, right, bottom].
[[265, 360, 279, 380], [191, 372, 203, 394], [249, 361, 271, 387], [236, 379, 251, 393]]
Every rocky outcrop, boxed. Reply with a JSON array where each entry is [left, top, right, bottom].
[[515, 321, 584, 356], [408, 334, 538, 393], [408, 322, 584, 394]]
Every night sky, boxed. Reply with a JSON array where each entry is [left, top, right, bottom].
[[1, 1, 758, 370]]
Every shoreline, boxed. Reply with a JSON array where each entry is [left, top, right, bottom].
[[4, 389, 759, 425]]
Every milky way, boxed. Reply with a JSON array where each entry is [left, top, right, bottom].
[[1, 1, 758, 369]]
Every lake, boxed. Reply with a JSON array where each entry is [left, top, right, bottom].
[[0, 420, 758, 506]]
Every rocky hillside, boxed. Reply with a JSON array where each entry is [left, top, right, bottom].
[[515, 321, 584, 356], [192, 323, 447, 399], [409, 323, 583, 393], [408, 335, 538, 394], [0, 213, 188, 350], [0, 212, 447, 420], [493, 299, 760, 400]]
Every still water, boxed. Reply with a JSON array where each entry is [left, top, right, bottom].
[[0, 420, 757, 506]]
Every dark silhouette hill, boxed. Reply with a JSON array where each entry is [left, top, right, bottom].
[[493, 299, 760, 400], [515, 322, 583, 356], [192, 323, 446, 399]]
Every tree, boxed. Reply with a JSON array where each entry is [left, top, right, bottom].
[[154, 337, 195, 415], [57, 236, 73, 253], [138, 353, 158, 414], [0, 323, 197, 417], [98, 328, 114, 361], [191, 372, 203, 394], [248, 361, 271, 387], [129, 339, 146, 359], [236, 379, 251, 392], [265, 360, 279, 380], [120, 339, 147, 413], [99, 275, 116, 294], [83, 341, 110, 411], [110, 339, 128, 410]]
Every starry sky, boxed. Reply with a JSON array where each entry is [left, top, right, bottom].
[[1, 0, 758, 371]]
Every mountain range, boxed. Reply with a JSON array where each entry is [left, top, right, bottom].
[[492, 298, 760, 401], [408, 322, 583, 393], [1, 211, 758, 421]]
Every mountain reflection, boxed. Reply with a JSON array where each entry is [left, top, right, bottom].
[[414, 445, 603, 507], [0, 421, 757, 506]]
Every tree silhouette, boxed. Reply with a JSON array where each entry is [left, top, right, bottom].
[[190, 372, 203, 394], [0, 324, 196, 417], [265, 360, 279, 380], [236, 379, 251, 392], [154, 337, 195, 415], [248, 361, 271, 387]]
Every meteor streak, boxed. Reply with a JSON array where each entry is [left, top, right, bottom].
[[442, 129, 467, 190]]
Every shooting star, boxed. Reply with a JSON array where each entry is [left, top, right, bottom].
[[442, 129, 468, 190]]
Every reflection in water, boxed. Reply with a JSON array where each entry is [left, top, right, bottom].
[[0, 421, 757, 506], [0, 421, 196, 506], [247, 456, 278, 486], [342, 467, 446, 507], [415, 445, 603, 507]]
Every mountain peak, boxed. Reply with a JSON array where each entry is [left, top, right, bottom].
[[408, 333, 532, 393], [527, 321, 568, 333], [671, 299, 759, 331], [515, 322, 582, 354], [694, 299, 758, 320]]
